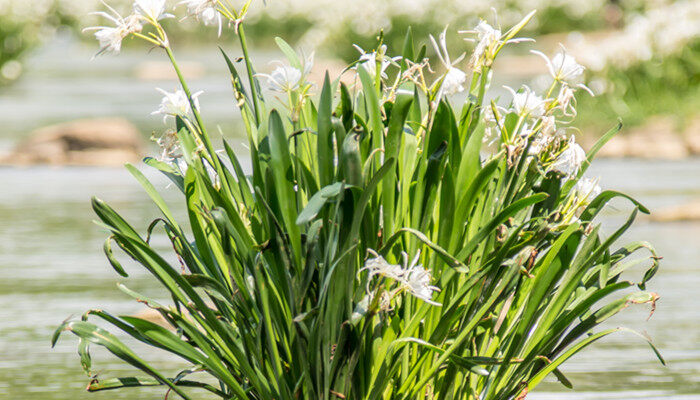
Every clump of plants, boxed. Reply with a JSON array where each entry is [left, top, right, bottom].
[[53, 1, 664, 399]]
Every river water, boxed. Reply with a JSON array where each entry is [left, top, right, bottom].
[[0, 36, 698, 399]]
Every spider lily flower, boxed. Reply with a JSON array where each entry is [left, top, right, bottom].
[[429, 28, 467, 96], [464, 21, 501, 72], [442, 68, 467, 95], [531, 46, 584, 84], [258, 52, 313, 93], [134, 0, 173, 22], [505, 85, 546, 118], [461, 17, 533, 73], [402, 252, 441, 306], [360, 252, 405, 282], [531, 46, 595, 96], [152, 88, 203, 123], [550, 137, 587, 177], [354, 45, 397, 80], [573, 176, 602, 204], [258, 64, 301, 93], [360, 250, 441, 306], [84, 4, 143, 55], [180, 0, 223, 36]]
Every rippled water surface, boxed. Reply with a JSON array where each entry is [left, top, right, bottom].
[[0, 37, 699, 399], [1, 160, 699, 399]]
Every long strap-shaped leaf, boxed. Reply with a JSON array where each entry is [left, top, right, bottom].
[[53, 321, 194, 400]]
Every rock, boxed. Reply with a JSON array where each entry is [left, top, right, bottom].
[[595, 117, 689, 159], [1, 118, 145, 166], [651, 200, 700, 222]]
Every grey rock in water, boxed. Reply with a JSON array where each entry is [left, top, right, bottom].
[[1, 118, 145, 166]]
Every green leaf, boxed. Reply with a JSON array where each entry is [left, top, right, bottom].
[[104, 236, 128, 277], [87, 376, 225, 397], [296, 182, 349, 225], [54, 321, 195, 400], [317, 72, 334, 187], [275, 37, 302, 69]]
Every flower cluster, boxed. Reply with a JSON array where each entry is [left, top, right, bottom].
[[83, 0, 173, 55], [360, 250, 441, 306], [152, 87, 202, 123], [87, 1, 605, 233], [467, 39, 602, 218]]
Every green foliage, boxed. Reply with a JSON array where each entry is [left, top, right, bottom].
[[577, 41, 700, 133], [54, 12, 663, 400]]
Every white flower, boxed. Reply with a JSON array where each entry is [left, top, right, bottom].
[[461, 13, 534, 72], [93, 25, 129, 54], [180, 0, 223, 36], [505, 85, 546, 117], [134, 0, 172, 21], [261, 64, 302, 92], [84, 4, 143, 55], [355, 45, 396, 80], [573, 176, 602, 204], [401, 251, 441, 306], [442, 67, 467, 94], [360, 253, 404, 282], [430, 28, 467, 96], [360, 250, 441, 306], [532, 46, 585, 84], [258, 50, 314, 93], [550, 137, 587, 177], [151, 88, 203, 123], [466, 21, 501, 72]]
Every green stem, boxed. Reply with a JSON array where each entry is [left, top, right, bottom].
[[237, 25, 262, 126], [164, 47, 208, 140], [164, 46, 223, 174]]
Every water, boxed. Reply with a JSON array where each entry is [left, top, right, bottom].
[[0, 160, 698, 399], [0, 37, 699, 399]]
